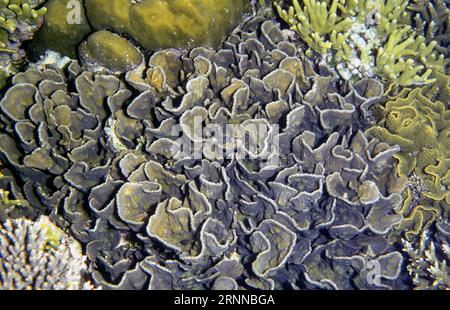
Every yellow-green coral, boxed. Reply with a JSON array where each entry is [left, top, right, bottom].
[[0, 0, 47, 88], [79, 30, 144, 72], [407, 0, 449, 56], [0, 0, 47, 36], [394, 188, 440, 241], [375, 25, 446, 86], [27, 0, 92, 59], [0, 185, 21, 209], [375, 0, 410, 35], [85, 0, 249, 51], [366, 87, 450, 240], [29, 0, 249, 61], [274, 0, 354, 56], [273, 0, 447, 86], [0, 163, 21, 221]]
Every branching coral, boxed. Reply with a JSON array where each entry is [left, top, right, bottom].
[[0, 0, 47, 89], [375, 26, 441, 85], [273, 0, 447, 86], [402, 221, 450, 289], [0, 162, 21, 221], [0, 216, 95, 289], [274, 0, 354, 55]]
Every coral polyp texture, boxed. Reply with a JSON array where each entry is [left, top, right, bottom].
[[0, 0, 448, 291], [367, 85, 449, 242], [0, 216, 95, 289]]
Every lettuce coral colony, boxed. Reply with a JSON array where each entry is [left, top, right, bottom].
[[0, 0, 448, 291]]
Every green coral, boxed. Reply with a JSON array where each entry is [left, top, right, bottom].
[[79, 30, 144, 72], [28, 0, 249, 62], [375, 26, 442, 85], [0, 162, 22, 221], [0, 0, 47, 89], [366, 86, 450, 241], [274, 0, 354, 56], [27, 0, 92, 59], [85, 0, 249, 50], [408, 0, 449, 56], [272, 0, 447, 86]]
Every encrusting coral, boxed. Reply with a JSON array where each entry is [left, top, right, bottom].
[[366, 82, 449, 242], [0, 216, 95, 289], [0, 0, 47, 89], [273, 0, 447, 86]]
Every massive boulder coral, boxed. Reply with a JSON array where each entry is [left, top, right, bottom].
[[79, 30, 144, 73], [28, 0, 250, 61], [0, 216, 95, 289], [84, 0, 249, 51], [0, 12, 408, 290], [27, 0, 91, 59]]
